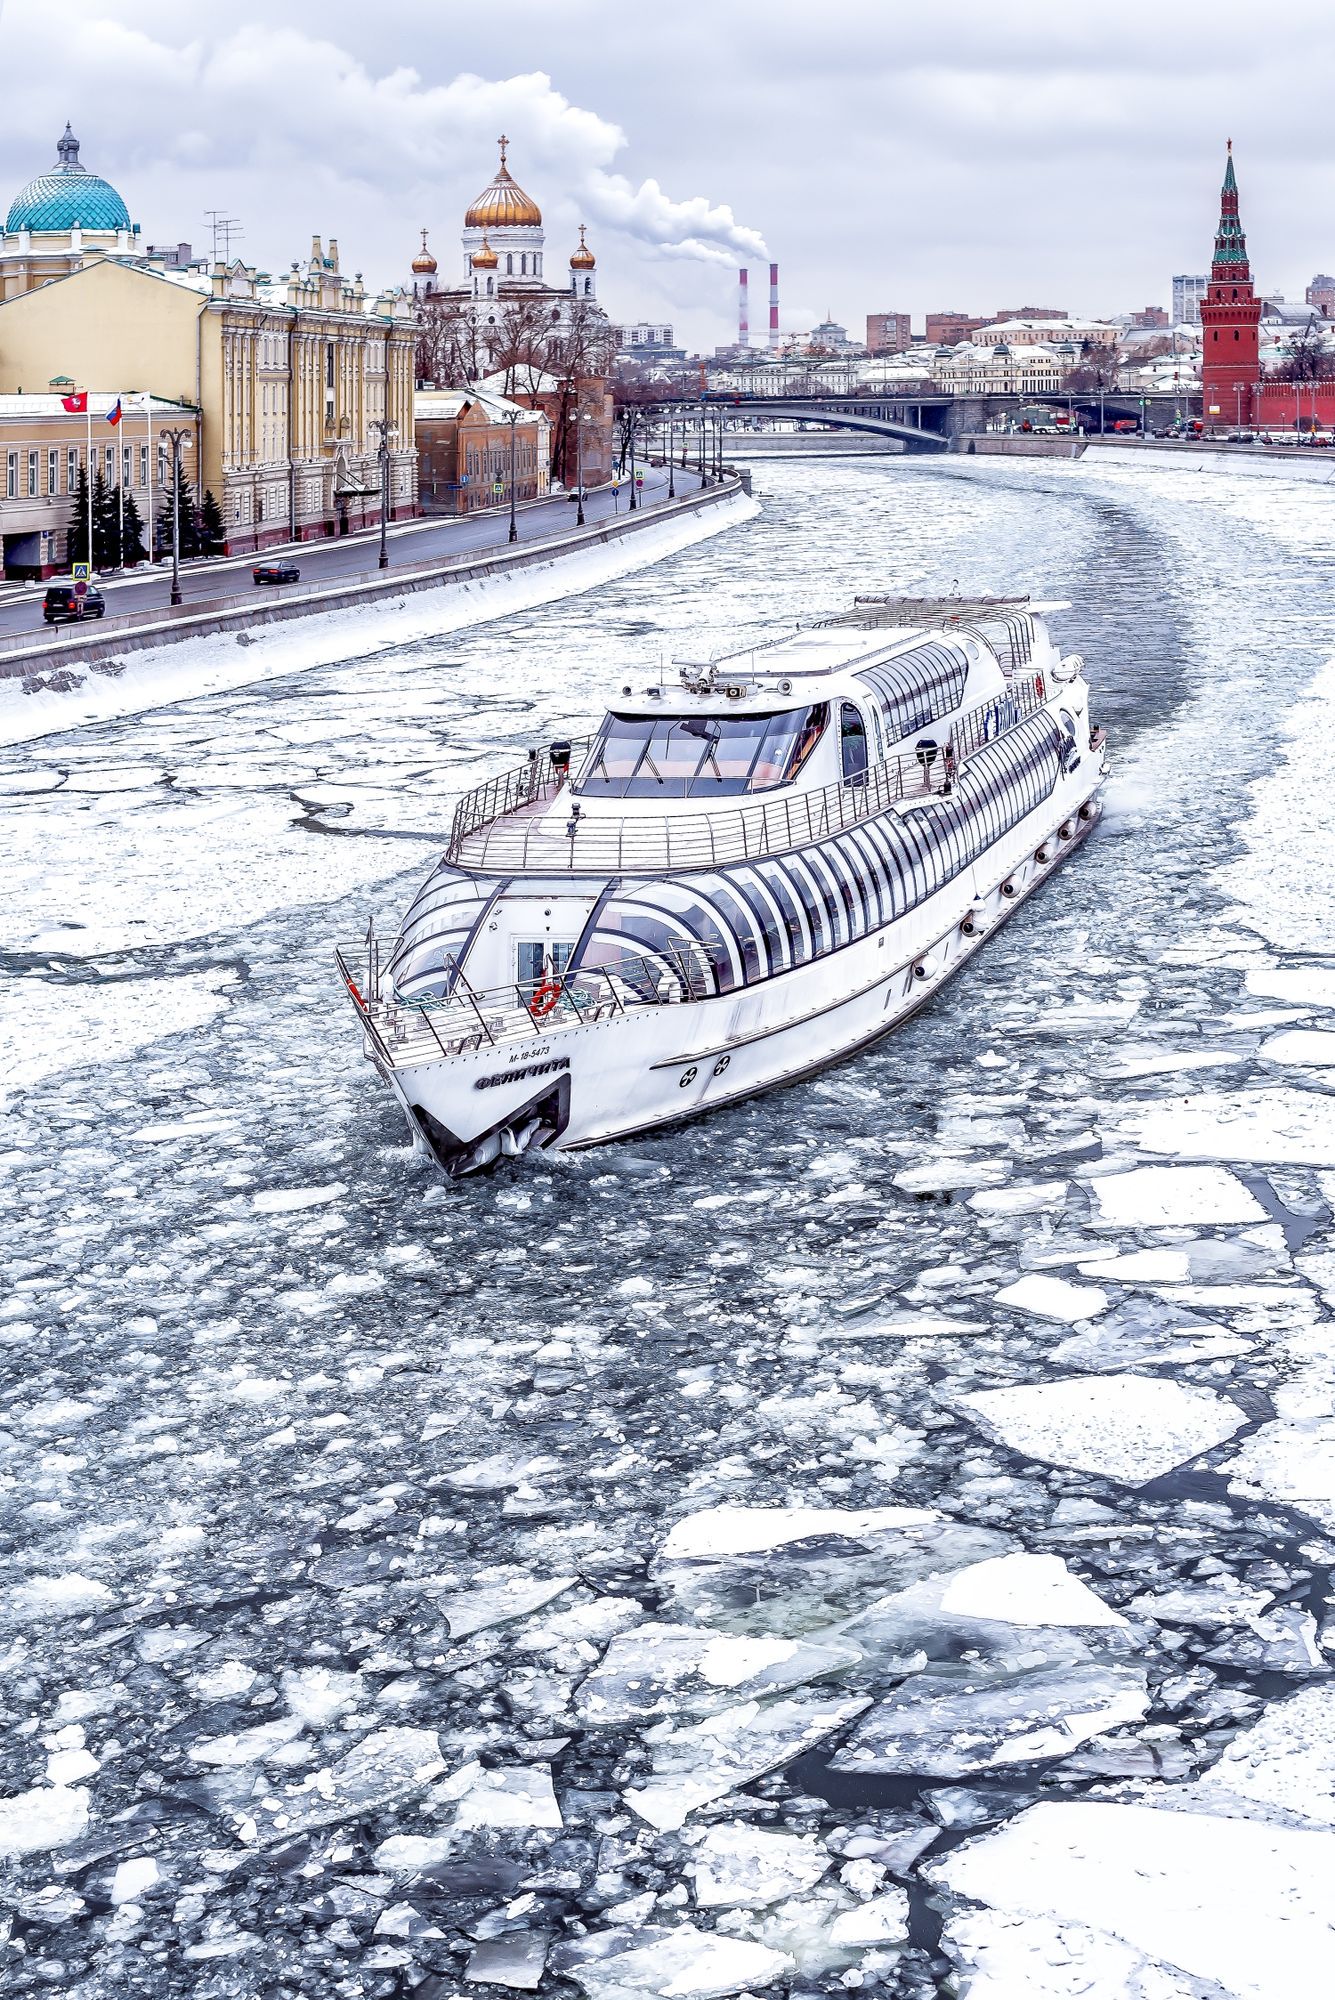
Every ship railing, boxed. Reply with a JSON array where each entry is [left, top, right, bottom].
[[335, 939, 709, 1070], [445, 673, 1049, 876]]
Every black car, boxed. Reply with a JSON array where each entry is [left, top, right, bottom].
[[43, 583, 105, 623], [253, 562, 300, 585]]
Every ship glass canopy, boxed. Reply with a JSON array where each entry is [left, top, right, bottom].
[[573, 703, 829, 798]]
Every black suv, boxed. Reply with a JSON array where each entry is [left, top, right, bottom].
[[43, 584, 106, 624], [253, 562, 300, 585]]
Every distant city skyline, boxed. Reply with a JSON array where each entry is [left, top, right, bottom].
[[0, 1, 1330, 349]]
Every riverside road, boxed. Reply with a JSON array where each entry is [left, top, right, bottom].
[[0, 463, 700, 645]]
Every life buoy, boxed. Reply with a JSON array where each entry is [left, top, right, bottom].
[[1035, 673, 1046, 700], [530, 978, 563, 1018]]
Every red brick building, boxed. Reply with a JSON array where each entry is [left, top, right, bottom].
[[1199, 143, 1262, 431], [866, 312, 911, 355]]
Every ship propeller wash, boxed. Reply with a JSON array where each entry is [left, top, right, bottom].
[[338, 597, 1108, 1175]]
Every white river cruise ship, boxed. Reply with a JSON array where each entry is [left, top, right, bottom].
[[338, 596, 1108, 1176]]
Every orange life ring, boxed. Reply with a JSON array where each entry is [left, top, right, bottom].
[[1035, 672, 1046, 700], [530, 978, 562, 1018]]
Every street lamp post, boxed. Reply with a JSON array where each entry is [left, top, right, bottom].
[[506, 410, 519, 543], [159, 427, 192, 606], [698, 398, 707, 485], [667, 408, 675, 499], [369, 417, 398, 569], [574, 403, 586, 527], [628, 412, 638, 509]]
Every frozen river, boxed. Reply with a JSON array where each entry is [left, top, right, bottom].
[[2, 454, 1335, 1998]]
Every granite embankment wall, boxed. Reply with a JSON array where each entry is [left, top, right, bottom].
[[963, 434, 1335, 482], [0, 475, 751, 682]]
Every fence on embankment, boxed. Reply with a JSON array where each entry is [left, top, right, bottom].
[[0, 474, 751, 682]]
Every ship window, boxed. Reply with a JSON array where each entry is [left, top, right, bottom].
[[575, 705, 828, 798], [840, 702, 868, 783]]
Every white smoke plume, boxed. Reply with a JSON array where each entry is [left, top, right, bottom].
[[0, 13, 766, 272]]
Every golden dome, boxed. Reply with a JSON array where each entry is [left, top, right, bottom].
[[471, 233, 498, 270], [569, 224, 595, 270], [465, 135, 542, 230], [411, 226, 437, 275]]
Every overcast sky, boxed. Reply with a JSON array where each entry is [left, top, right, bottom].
[[1, 0, 1331, 349]]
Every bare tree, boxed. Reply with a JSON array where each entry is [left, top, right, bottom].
[[1271, 319, 1335, 382], [415, 293, 484, 388], [543, 301, 617, 485]]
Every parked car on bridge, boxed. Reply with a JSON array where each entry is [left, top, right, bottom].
[[253, 562, 300, 585]]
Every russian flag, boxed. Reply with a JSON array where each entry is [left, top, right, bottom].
[[105, 397, 123, 427]]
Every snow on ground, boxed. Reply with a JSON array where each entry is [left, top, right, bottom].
[[0, 490, 759, 751]]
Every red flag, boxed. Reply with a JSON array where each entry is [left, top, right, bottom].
[[61, 392, 88, 414]]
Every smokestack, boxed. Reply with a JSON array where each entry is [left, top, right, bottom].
[[769, 262, 779, 348], [738, 267, 749, 347]]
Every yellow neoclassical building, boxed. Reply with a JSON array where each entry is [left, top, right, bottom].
[[0, 128, 418, 553]]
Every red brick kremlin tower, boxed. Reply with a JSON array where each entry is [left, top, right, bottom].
[[1199, 142, 1262, 431]]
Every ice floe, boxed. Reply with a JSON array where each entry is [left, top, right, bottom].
[[1087, 1163, 1266, 1228], [576, 1622, 862, 1721], [0, 1783, 89, 1859], [832, 1662, 1148, 1776], [689, 1821, 832, 1907], [957, 1374, 1247, 1482], [626, 1692, 871, 1830], [993, 1274, 1109, 1322], [238, 1726, 444, 1843], [932, 1799, 1335, 2000], [557, 1924, 793, 1999], [438, 1758, 562, 1830], [1116, 1087, 1335, 1166], [659, 1504, 935, 1561]]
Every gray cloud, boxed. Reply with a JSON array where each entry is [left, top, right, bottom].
[[0, 0, 1329, 349]]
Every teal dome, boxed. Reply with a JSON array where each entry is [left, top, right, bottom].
[[5, 125, 131, 236]]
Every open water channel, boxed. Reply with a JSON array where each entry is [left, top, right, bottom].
[[2, 454, 1335, 1998]]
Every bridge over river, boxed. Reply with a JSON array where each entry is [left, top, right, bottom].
[[653, 387, 1200, 453]]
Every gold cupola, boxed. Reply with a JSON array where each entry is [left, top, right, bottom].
[[569, 224, 595, 270], [465, 135, 542, 230], [411, 227, 437, 276], [471, 233, 499, 270]]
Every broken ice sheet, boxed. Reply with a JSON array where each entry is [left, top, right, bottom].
[[1086, 1163, 1267, 1228], [994, 1274, 1109, 1322], [437, 1571, 577, 1640], [438, 1759, 562, 1830], [625, 1691, 871, 1831], [557, 1924, 793, 2000], [659, 1505, 935, 1561], [930, 1799, 1335, 2000], [1184, 1684, 1335, 1827], [653, 1517, 1012, 1640], [237, 1727, 443, 1843], [956, 1374, 1246, 1483], [1050, 1302, 1252, 1373], [1114, 1086, 1335, 1167], [831, 1660, 1149, 1777], [690, 1820, 832, 1907], [468, 1931, 551, 1990], [576, 1622, 862, 1723]]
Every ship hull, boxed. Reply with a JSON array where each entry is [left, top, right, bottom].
[[359, 759, 1105, 1177]]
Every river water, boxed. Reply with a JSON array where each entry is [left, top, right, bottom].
[[2, 455, 1334, 1998]]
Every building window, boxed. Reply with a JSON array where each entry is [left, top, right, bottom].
[[326, 343, 335, 388], [6, 451, 17, 499], [139, 444, 149, 487], [506, 254, 513, 274], [105, 445, 116, 484], [68, 447, 79, 491], [48, 448, 59, 494], [27, 450, 39, 497], [122, 445, 132, 488]]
